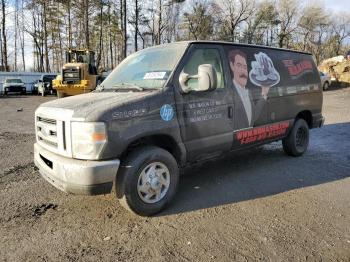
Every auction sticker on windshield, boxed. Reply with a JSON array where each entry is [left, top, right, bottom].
[[143, 72, 167, 80]]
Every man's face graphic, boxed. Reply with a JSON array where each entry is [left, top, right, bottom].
[[230, 54, 248, 88]]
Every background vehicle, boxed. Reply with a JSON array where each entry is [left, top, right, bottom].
[[2, 78, 26, 95], [319, 71, 331, 90], [53, 49, 99, 98], [31, 80, 40, 94], [37, 74, 57, 96]]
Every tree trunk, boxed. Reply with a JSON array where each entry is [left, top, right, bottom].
[[20, 0, 25, 71], [14, 0, 18, 71], [43, 1, 50, 72], [134, 0, 138, 51], [85, 0, 90, 48], [1, 0, 8, 71], [97, 1, 103, 69], [57, 2, 63, 70], [67, 0, 72, 47], [123, 0, 127, 57], [108, 3, 113, 68], [157, 0, 162, 45]]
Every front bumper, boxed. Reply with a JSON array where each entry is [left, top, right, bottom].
[[34, 143, 119, 195], [53, 80, 92, 95], [312, 114, 325, 128], [4, 86, 26, 93]]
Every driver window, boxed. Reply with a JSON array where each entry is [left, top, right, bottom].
[[182, 48, 224, 90]]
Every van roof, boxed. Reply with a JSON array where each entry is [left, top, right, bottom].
[[164, 40, 312, 56]]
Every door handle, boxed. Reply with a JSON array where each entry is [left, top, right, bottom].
[[228, 106, 233, 119]]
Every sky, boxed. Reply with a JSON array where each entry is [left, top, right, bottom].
[[324, 0, 349, 12]]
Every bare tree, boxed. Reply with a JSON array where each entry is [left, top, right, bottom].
[[218, 0, 255, 42], [1, 0, 349, 73], [276, 0, 299, 48], [298, 5, 328, 51], [331, 14, 350, 55], [183, 1, 214, 40], [243, 0, 277, 45]]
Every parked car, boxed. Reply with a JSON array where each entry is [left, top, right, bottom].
[[319, 71, 331, 90], [37, 74, 57, 96], [31, 80, 41, 94], [34, 41, 324, 216], [2, 78, 26, 95]]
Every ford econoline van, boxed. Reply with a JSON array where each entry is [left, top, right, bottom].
[[34, 41, 324, 216]]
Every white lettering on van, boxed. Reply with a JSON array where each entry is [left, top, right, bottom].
[[187, 100, 224, 123], [112, 108, 147, 119]]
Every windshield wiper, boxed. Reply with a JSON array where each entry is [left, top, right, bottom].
[[112, 82, 144, 91]]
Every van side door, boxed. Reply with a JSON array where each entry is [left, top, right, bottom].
[[173, 44, 235, 162], [224, 46, 293, 148]]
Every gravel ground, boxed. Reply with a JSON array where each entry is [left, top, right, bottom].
[[0, 87, 349, 262]]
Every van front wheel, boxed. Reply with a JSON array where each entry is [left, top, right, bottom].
[[115, 146, 179, 216], [282, 118, 309, 157]]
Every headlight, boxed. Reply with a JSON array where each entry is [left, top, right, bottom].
[[71, 122, 107, 160]]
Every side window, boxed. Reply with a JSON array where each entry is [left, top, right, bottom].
[[182, 48, 224, 90]]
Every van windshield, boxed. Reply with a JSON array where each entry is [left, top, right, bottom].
[[101, 43, 187, 90], [6, 79, 22, 84]]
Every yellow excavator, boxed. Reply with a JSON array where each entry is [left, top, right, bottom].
[[53, 49, 100, 98]]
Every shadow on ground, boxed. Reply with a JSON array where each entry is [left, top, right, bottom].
[[160, 122, 350, 216], [0, 95, 30, 99], [324, 83, 349, 92]]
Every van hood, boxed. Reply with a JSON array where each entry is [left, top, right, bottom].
[[39, 91, 156, 120]]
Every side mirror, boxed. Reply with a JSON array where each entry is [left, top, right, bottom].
[[179, 64, 217, 93]]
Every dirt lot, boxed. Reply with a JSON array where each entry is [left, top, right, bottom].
[[1, 87, 350, 262]]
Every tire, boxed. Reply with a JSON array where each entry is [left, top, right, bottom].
[[323, 81, 329, 90], [115, 146, 179, 216], [57, 92, 65, 98], [282, 118, 309, 157]]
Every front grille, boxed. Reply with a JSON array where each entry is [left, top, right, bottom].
[[35, 107, 72, 158], [38, 117, 56, 125], [36, 116, 59, 149], [63, 68, 80, 84]]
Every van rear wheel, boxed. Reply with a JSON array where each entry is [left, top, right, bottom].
[[115, 146, 179, 216], [282, 118, 309, 157]]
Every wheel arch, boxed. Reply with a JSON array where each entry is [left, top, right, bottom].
[[120, 134, 186, 166], [296, 110, 312, 128]]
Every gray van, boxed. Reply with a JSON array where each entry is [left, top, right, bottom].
[[34, 41, 324, 216]]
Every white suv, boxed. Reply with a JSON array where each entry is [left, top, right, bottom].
[[2, 78, 26, 95]]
